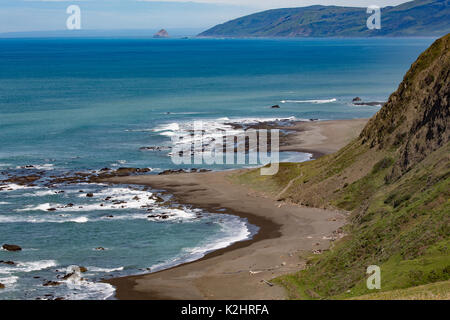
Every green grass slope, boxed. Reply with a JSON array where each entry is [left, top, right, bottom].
[[199, 0, 450, 38], [233, 34, 450, 299]]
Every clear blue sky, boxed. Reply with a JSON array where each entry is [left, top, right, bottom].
[[0, 0, 409, 33]]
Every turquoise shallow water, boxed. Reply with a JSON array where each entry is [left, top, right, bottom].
[[0, 37, 434, 299]]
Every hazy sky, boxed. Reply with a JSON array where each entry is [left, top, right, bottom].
[[0, 0, 410, 34]]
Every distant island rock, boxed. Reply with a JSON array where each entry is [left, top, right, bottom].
[[153, 29, 169, 38], [199, 0, 449, 38]]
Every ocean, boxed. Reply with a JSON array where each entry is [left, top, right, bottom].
[[0, 37, 434, 299]]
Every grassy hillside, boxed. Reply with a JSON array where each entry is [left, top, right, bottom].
[[232, 34, 449, 299], [199, 0, 450, 38]]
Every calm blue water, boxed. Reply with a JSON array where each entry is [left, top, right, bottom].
[[0, 37, 434, 299]]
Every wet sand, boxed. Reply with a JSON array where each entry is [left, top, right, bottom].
[[103, 119, 368, 300]]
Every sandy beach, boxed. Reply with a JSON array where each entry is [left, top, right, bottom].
[[104, 119, 368, 300]]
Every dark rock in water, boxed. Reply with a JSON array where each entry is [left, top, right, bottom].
[[2, 244, 22, 252], [0, 283, 4, 289], [43, 281, 61, 287], [100, 168, 110, 172], [79, 266, 88, 273], [47, 208, 57, 212], [66, 203, 74, 208], [309, 118, 319, 121], [0, 260, 15, 265], [61, 273, 74, 280], [95, 247, 106, 251], [271, 105, 280, 109], [352, 97, 362, 102], [153, 29, 169, 38], [354, 101, 385, 106], [86, 193, 94, 197]]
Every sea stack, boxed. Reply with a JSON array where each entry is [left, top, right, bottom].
[[153, 29, 169, 38]]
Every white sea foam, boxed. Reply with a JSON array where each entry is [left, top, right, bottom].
[[23, 190, 61, 197], [0, 184, 38, 192], [17, 186, 157, 213], [0, 202, 10, 205], [63, 281, 116, 300], [11, 184, 198, 223], [2, 209, 195, 224], [280, 152, 313, 163], [281, 98, 337, 104], [87, 266, 124, 273], [0, 275, 19, 290], [70, 216, 89, 223], [0, 275, 18, 285], [185, 216, 251, 256], [0, 214, 88, 224], [152, 116, 299, 138], [14, 163, 54, 170], [0, 260, 57, 274], [16, 203, 55, 212], [148, 215, 253, 273], [153, 116, 300, 156], [153, 122, 180, 132], [57, 266, 116, 300]]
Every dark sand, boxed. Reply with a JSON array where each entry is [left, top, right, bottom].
[[103, 119, 368, 300]]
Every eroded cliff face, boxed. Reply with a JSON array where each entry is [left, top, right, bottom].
[[360, 33, 449, 181]]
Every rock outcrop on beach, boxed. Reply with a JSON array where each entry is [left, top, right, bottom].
[[153, 29, 169, 38], [237, 34, 450, 299], [0, 167, 152, 190]]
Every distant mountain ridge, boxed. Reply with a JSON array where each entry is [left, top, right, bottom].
[[199, 0, 450, 38]]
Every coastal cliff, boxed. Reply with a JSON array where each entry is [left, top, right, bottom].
[[237, 33, 449, 299]]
